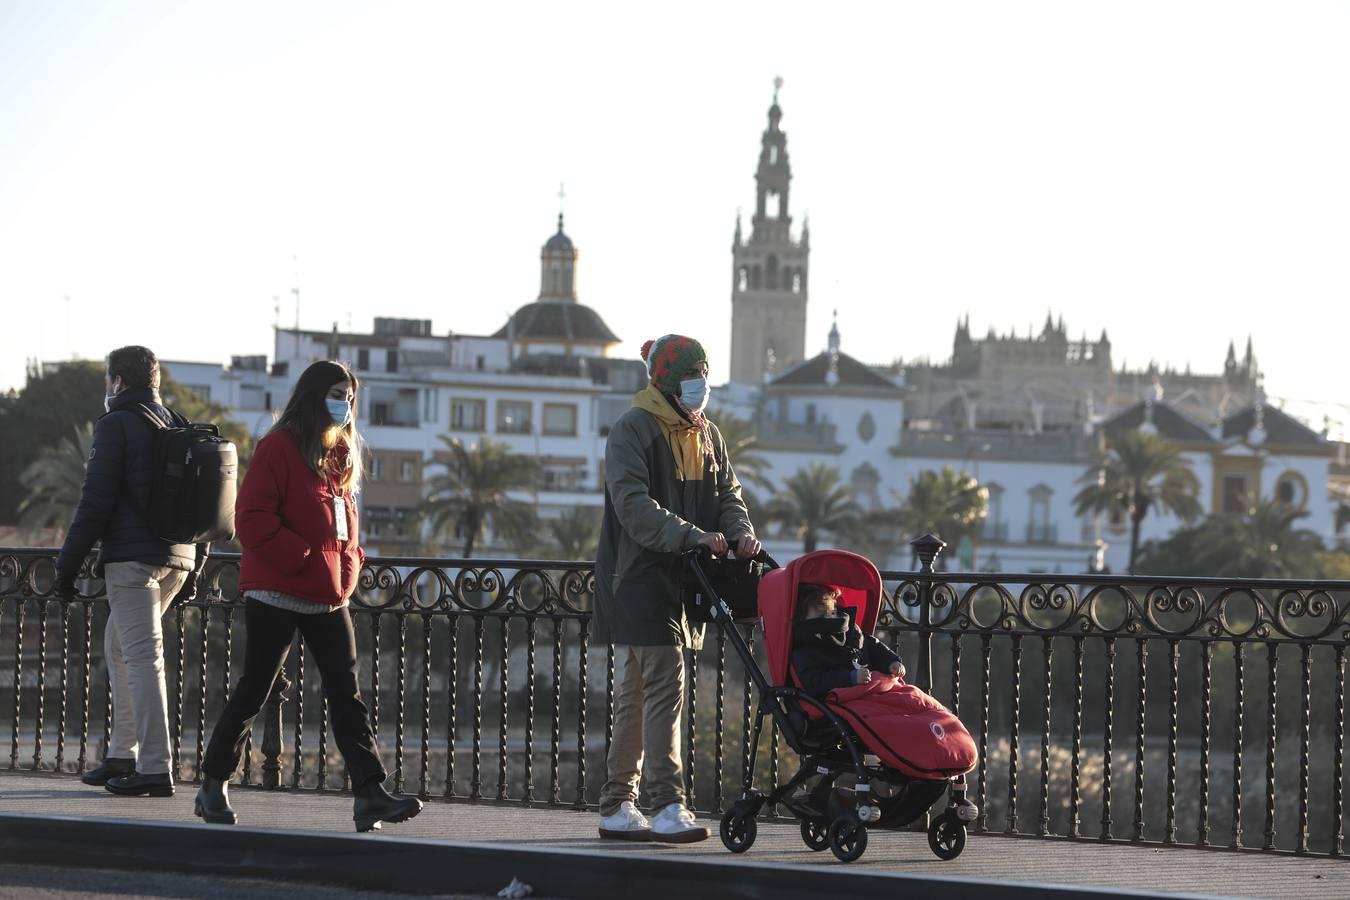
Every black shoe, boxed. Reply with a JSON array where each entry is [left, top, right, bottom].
[[80, 757, 135, 786], [105, 772, 175, 797], [353, 781, 423, 833], [194, 776, 237, 824]]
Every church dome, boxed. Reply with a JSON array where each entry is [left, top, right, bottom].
[[493, 300, 619, 344], [544, 214, 574, 253]]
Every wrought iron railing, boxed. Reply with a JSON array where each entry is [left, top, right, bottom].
[[1, 540, 1346, 857]]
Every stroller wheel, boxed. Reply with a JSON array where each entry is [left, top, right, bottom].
[[720, 810, 757, 854], [800, 817, 830, 851], [928, 813, 966, 860], [827, 816, 868, 863]]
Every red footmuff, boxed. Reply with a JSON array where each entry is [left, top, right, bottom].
[[824, 675, 976, 779]]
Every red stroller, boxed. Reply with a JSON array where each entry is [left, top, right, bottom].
[[688, 548, 979, 863]]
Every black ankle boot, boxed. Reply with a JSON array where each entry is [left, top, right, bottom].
[[194, 776, 237, 825], [353, 780, 423, 833], [81, 757, 135, 786]]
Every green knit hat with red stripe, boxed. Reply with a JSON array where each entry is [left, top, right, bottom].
[[640, 335, 708, 394]]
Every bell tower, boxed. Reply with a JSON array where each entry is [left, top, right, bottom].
[[730, 78, 809, 385]]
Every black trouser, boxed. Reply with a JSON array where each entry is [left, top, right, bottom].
[[203, 598, 386, 789]]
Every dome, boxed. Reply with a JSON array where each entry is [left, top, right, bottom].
[[544, 214, 574, 253], [493, 301, 619, 344]]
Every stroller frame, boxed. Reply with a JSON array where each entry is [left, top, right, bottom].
[[685, 549, 976, 862]]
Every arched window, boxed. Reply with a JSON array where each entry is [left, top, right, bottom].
[[792, 271, 802, 293], [769, 146, 778, 165], [737, 266, 748, 292], [766, 255, 779, 290], [767, 191, 781, 218]]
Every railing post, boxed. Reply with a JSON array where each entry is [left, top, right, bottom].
[[260, 665, 292, 790], [909, 533, 946, 694]]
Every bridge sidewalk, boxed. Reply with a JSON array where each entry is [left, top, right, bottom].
[[0, 772, 1342, 898]]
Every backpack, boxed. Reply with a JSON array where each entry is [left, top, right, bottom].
[[128, 404, 238, 544]]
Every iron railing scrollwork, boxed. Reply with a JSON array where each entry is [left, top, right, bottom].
[[0, 543, 1347, 857]]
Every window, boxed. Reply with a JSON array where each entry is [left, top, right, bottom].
[[386, 349, 398, 373], [1027, 484, 1054, 544], [769, 145, 778, 165], [497, 400, 533, 434], [400, 458, 415, 482], [542, 403, 577, 436], [766, 254, 779, 290], [792, 271, 802, 293], [1223, 475, 1248, 515], [1273, 471, 1308, 509], [370, 455, 384, 482], [475, 355, 485, 372], [357, 349, 370, 371], [737, 267, 748, 292], [451, 398, 486, 432], [183, 384, 212, 401], [540, 458, 585, 492]]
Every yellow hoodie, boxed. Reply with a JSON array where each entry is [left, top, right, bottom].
[[631, 384, 706, 482]]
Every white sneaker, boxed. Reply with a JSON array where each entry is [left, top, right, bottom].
[[598, 800, 652, 841], [649, 803, 709, 844]]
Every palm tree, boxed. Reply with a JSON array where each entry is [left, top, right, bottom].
[[708, 411, 773, 494], [1137, 499, 1325, 579], [1074, 430, 1202, 574], [17, 422, 94, 542], [546, 506, 603, 561], [894, 468, 988, 567], [764, 463, 860, 554], [420, 437, 539, 557]]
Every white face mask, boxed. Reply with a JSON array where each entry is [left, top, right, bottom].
[[103, 377, 122, 413], [679, 376, 710, 413]]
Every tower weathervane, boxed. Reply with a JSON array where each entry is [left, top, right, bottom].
[[773, 76, 783, 101]]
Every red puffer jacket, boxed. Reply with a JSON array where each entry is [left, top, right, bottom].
[[237, 430, 365, 605]]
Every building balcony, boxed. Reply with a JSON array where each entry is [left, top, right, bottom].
[[754, 419, 844, 453], [1025, 521, 1058, 544]]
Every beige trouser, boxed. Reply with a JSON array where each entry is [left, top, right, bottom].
[[599, 644, 687, 816], [104, 561, 188, 775]]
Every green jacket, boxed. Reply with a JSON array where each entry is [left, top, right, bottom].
[[593, 403, 755, 650]]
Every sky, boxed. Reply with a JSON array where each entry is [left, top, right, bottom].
[[2, 1, 1348, 435]]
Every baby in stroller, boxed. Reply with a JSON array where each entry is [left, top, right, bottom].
[[791, 583, 905, 696], [703, 549, 978, 862]]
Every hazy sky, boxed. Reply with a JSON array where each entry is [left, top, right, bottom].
[[2, 2, 1348, 434]]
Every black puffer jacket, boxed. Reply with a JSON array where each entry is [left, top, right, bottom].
[[789, 611, 903, 699], [55, 387, 197, 579]]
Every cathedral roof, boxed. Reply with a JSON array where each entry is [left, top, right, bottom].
[[1222, 405, 1327, 448], [769, 351, 902, 391], [493, 301, 619, 344], [1101, 401, 1218, 444]]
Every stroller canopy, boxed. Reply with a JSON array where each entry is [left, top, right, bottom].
[[759, 550, 883, 687]]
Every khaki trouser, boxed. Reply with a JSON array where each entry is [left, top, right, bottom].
[[599, 644, 687, 816], [104, 561, 188, 775]]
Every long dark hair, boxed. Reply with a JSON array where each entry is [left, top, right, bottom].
[[270, 360, 363, 494]]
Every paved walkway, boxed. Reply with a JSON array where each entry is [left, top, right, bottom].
[[0, 772, 1344, 898]]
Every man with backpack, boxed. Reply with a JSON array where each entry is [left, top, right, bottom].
[[55, 346, 210, 797]]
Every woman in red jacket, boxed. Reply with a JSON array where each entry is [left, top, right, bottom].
[[196, 360, 422, 832]]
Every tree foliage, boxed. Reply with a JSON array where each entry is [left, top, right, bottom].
[[763, 462, 860, 554], [1074, 430, 1201, 574], [1135, 499, 1327, 579], [420, 437, 539, 557], [895, 467, 989, 560], [16, 422, 94, 544]]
